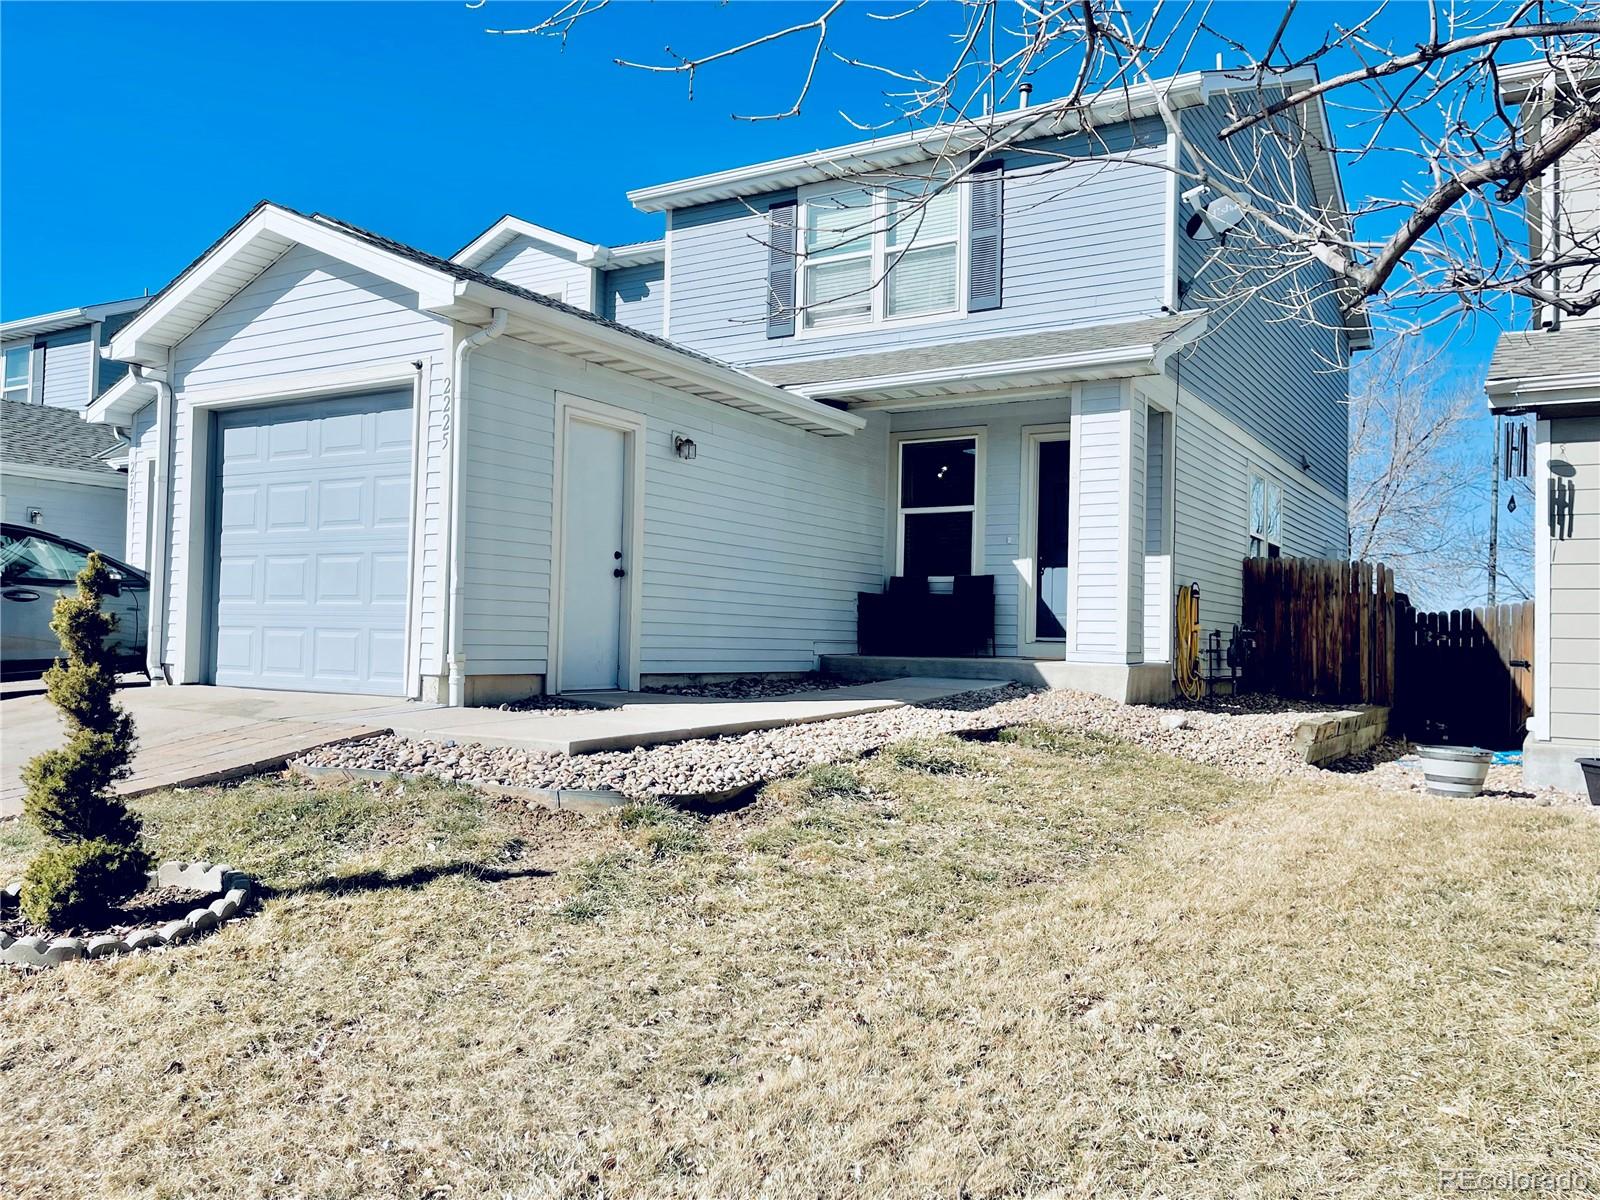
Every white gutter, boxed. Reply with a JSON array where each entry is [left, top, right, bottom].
[[136, 364, 174, 684], [443, 308, 508, 707]]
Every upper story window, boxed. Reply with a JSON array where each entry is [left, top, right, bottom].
[[1249, 472, 1283, 558], [3, 345, 31, 404], [800, 168, 962, 333]]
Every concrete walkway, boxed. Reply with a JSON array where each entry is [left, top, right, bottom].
[[1, 676, 1000, 817], [374, 676, 1003, 755], [1, 685, 397, 818]]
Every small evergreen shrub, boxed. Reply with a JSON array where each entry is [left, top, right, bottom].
[[21, 840, 151, 929], [19, 552, 150, 928]]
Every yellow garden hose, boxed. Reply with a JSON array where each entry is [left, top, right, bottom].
[[1175, 582, 1204, 702]]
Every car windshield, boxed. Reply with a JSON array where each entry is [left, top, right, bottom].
[[0, 530, 91, 583]]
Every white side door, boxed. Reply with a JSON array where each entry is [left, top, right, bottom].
[[1020, 429, 1072, 658], [559, 417, 629, 691]]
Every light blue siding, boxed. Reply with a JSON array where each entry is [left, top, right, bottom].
[[666, 119, 1170, 369], [1169, 94, 1350, 499], [39, 326, 94, 411], [602, 261, 666, 336], [166, 244, 452, 678], [1172, 390, 1349, 640], [476, 236, 594, 307]]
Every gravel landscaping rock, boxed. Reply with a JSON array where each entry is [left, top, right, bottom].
[[295, 685, 1345, 798], [292, 684, 1594, 810]]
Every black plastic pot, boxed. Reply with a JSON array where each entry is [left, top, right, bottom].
[[1579, 759, 1600, 806]]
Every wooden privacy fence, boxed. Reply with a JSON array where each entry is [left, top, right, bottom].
[[1394, 600, 1534, 749], [1239, 557, 1536, 748], [1241, 558, 1395, 705]]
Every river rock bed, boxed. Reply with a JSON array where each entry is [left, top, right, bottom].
[[295, 685, 1346, 798]]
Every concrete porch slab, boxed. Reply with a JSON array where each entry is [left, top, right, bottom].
[[372, 676, 1006, 756]]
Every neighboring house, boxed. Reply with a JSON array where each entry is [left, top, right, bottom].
[[87, 69, 1363, 705], [0, 298, 148, 555], [0, 400, 129, 554], [1485, 60, 1600, 792]]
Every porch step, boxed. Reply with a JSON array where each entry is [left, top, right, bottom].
[[820, 654, 1080, 690]]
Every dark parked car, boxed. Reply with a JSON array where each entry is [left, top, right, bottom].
[[1, 523, 148, 677]]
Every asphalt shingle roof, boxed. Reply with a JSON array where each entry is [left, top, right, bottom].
[[746, 312, 1207, 388], [1, 400, 125, 476], [1487, 326, 1599, 383]]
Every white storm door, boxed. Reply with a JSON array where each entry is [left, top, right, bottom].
[[559, 417, 629, 691]]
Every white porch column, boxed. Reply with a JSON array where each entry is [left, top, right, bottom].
[[1062, 380, 1168, 702]]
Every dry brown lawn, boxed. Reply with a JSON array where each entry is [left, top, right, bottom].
[[2, 726, 1597, 1198]]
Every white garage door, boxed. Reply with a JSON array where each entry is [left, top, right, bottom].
[[211, 391, 412, 695]]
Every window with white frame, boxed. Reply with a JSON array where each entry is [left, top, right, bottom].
[[3, 346, 31, 404], [801, 168, 961, 332], [1249, 472, 1283, 558], [897, 435, 978, 577]]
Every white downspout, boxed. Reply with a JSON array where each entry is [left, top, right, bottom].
[[135, 364, 174, 684], [444, 308, 508, 707]]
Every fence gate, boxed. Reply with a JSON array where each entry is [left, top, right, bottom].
[[1395, 600, 1534, 749]]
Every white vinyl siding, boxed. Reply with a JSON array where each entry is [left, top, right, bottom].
[[466, 335, 890, 678], [475, 236, 595, 310], [164, 244, 452, 678], [124, 403, 158, 569], [1068, 381, 1132, 662]]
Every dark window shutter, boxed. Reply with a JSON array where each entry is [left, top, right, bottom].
[[767, 201, 798, 338], [967, 160, 1003, 312]]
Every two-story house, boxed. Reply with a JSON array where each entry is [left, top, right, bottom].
[[1, 297, 148, 555], [86, 69, 1363, 704], [1485, 59, 1600, 792]]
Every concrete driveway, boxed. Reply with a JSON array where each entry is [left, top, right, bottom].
[[1, 684, 402, 818]]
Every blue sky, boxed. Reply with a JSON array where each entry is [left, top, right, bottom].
[[1, 1, 1530, 603]]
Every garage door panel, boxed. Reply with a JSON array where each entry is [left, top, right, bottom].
[[211, 390, 411, 696], [266, 483, 312, 531]]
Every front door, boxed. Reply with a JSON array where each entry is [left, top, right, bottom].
[[1021, 432, 1071, 657], [559, 417, 629, 691]]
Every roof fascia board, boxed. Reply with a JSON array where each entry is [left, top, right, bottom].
[[628, 73, 1210, 213], [602, 240, 666, 268], [450, 278, 864, 435], [108, 206, 458, 366], [452, 216, 605, 269], [85, 369, 158, 426], [789, 344, 1165, 401]]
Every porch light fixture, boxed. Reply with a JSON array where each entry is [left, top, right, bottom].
[[672, 432, 698, 461]]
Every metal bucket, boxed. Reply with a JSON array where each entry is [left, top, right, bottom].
[[1417, 745, 1493, 797]]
